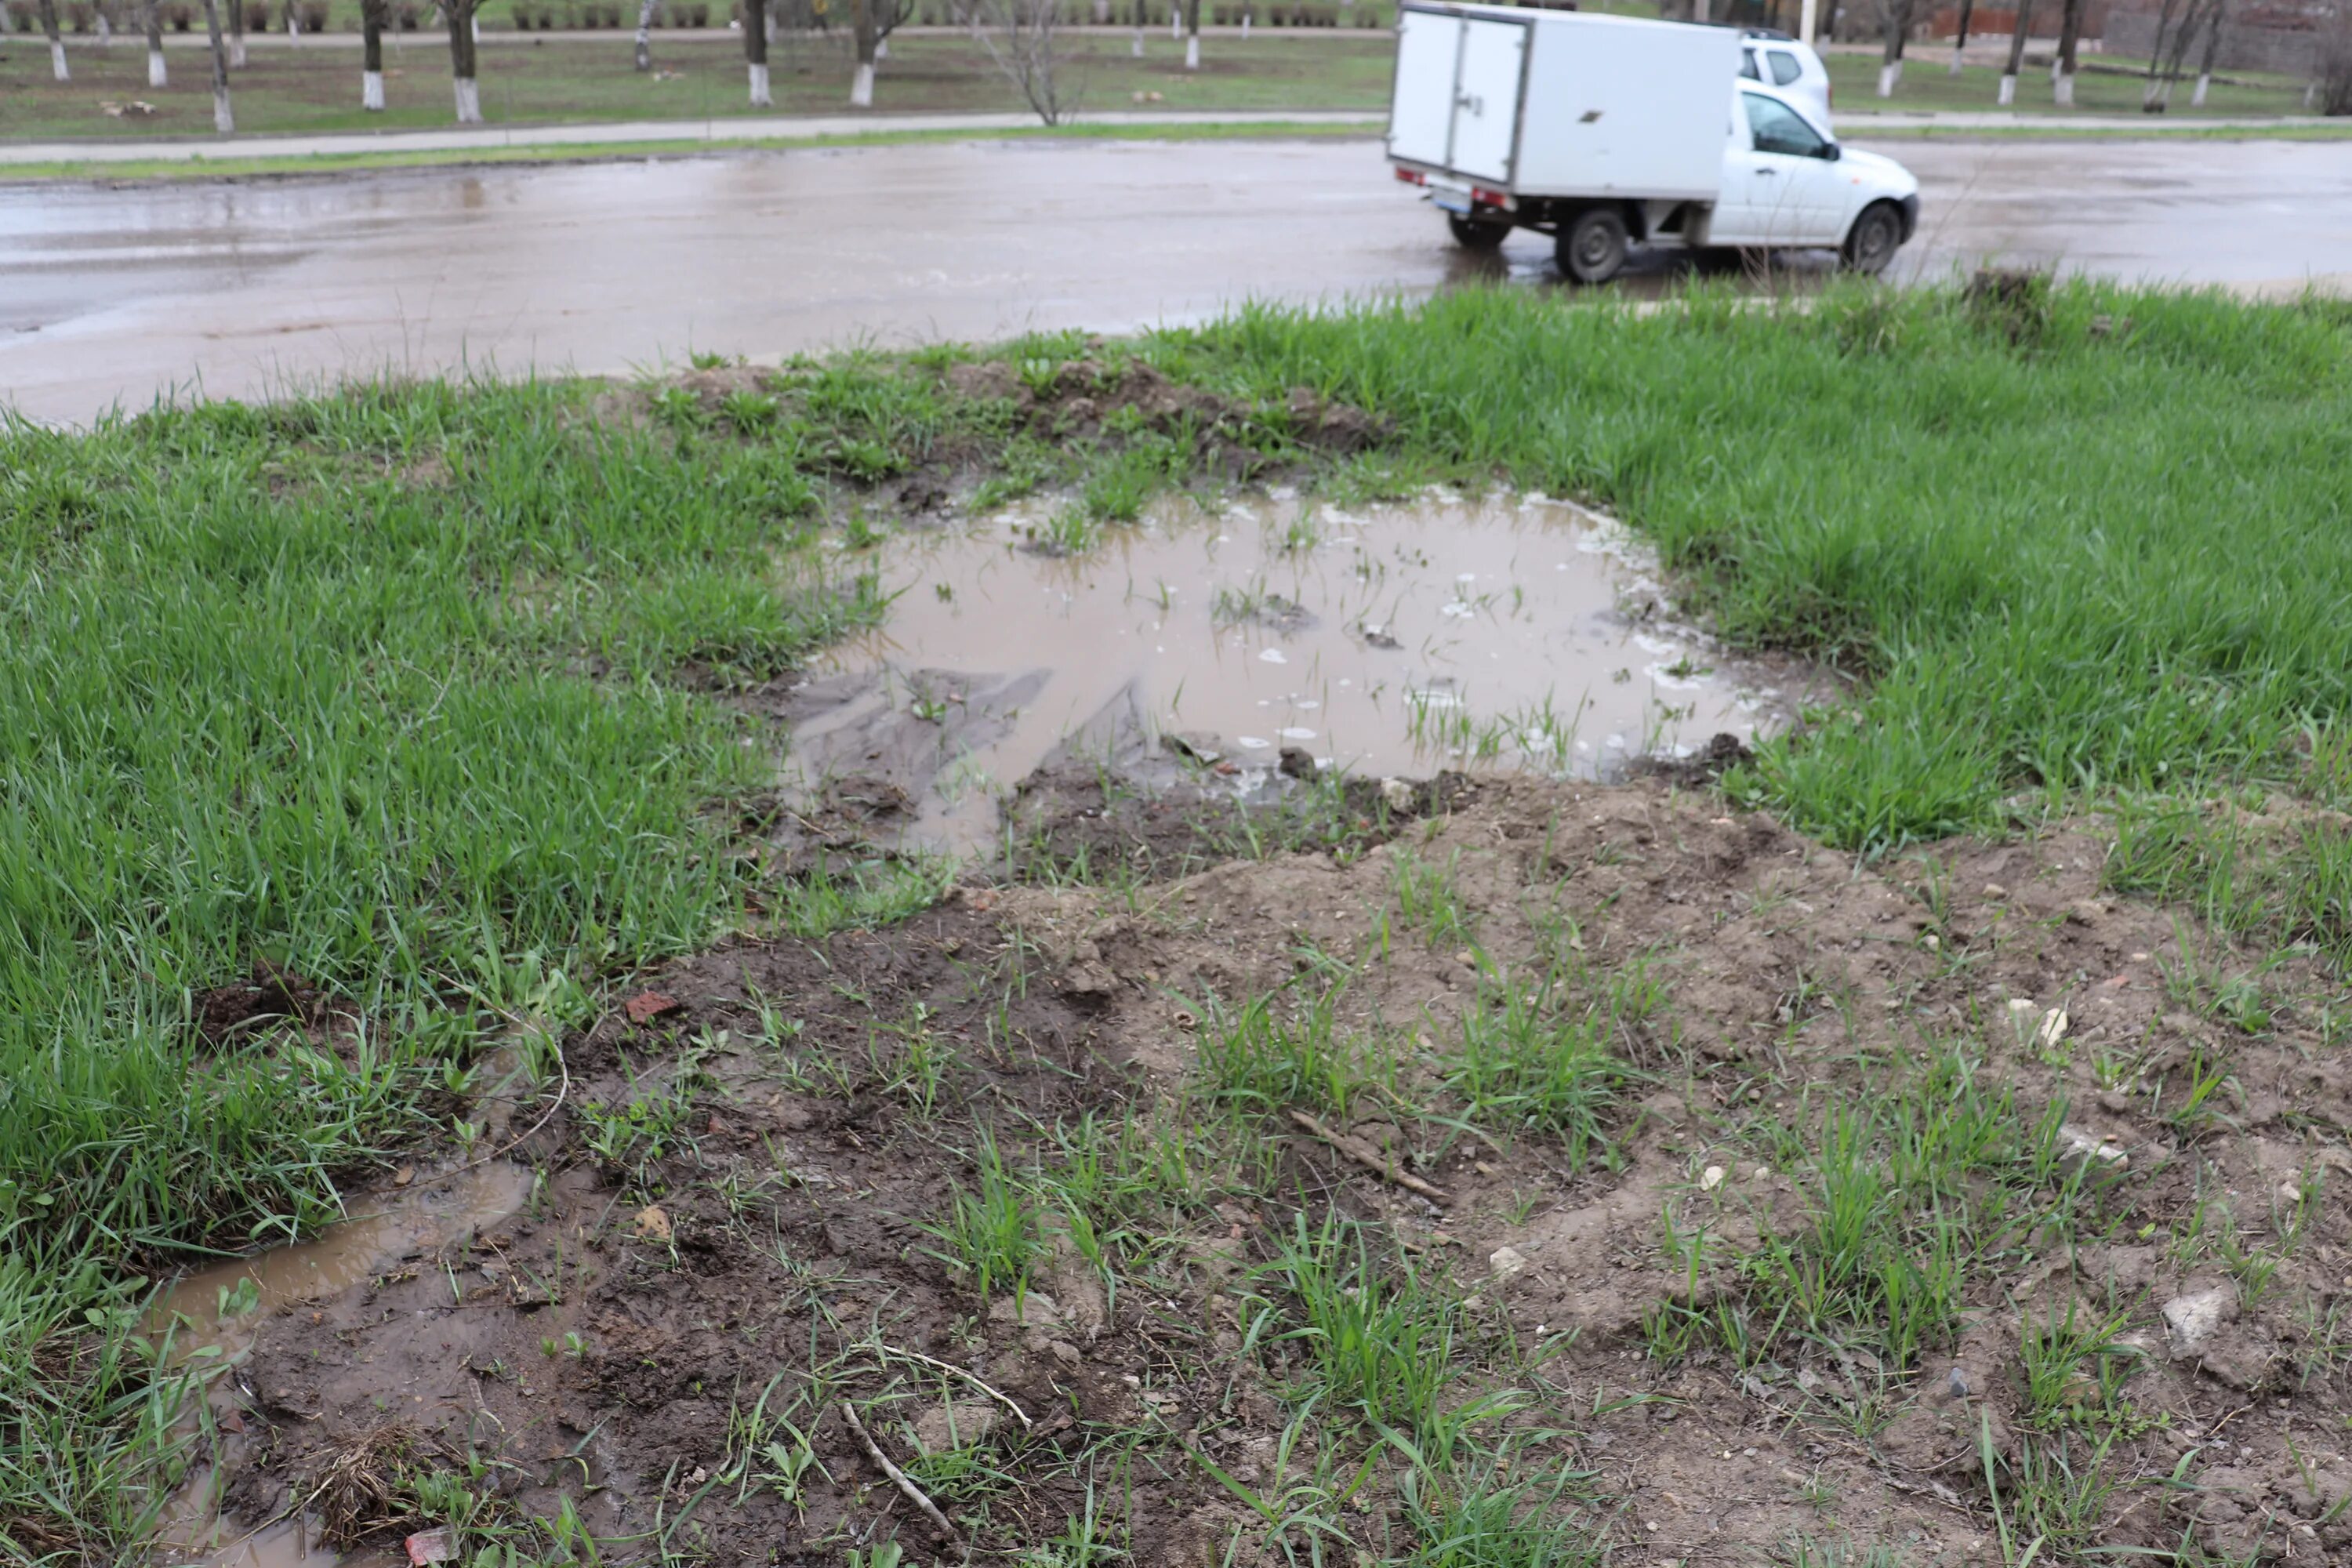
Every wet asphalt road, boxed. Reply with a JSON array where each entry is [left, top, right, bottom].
[[4, 136, 2348, 425]]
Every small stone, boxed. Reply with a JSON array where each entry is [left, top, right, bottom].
[[2006, 996, 2038, 1016], [2058, 1123, 2129, 1167], [1753, 1165, 1772, 1181], [1700, 1165, 1726, 1192], [2034, 1007, 2069, 1052], [1922, 933, 1940, 952], [1489, 1244, 1529, 1280], [2162, 1286, 2236, 1358], [1947, 1366, 1971, 1399], [1983, 883, 2008, 899], [632, 1205, 673, 1243], [2279, 1179, 2304, 1204], [1378, 777, 1416, 811]]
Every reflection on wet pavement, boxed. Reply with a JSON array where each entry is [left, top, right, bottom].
[[785, 492, 1822, 855], [6, 136, 2350, 426]]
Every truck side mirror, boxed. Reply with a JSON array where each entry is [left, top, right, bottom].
[[1820, 142, 1842, 162]]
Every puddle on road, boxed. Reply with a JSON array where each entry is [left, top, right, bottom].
[[147, 1162, 535, 1568], [786, 492, 1821, 853]]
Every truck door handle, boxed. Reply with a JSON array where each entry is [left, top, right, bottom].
[[1456, 93, 1484, 114], [1755, 167, 1777, 176]]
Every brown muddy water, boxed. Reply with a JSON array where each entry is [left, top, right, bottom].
[[148, 1162, 536, 1568], [784, 492, 1824, 853]]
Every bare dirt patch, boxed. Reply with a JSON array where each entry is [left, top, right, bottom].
[[181, 775, 2352, 1566]]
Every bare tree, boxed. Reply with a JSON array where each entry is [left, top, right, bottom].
[[2052, 0, 2082, 101], [201, 0, 233, 129], [1131, 0, 1144, 56], [445, 0, 484, 121], [2317, 7, 2352, 113], [1948, 0, 1973, 74], [228, 0, 243, 64], [634, 0, 656, 69], [2143, 0, 2210, 109], [1183, 0, 1197, 69], [2191, 0, 2227, 105], [1996, 0, 2034, 103], [2138, 0, 2180, 107], [1875, 0, 1916, 95], [39, 0, 67, 78], [144, 0, 166, 85], [973, 0, 1079, 122], [361, 0, 386, 108], [745, 0, 771, 103]]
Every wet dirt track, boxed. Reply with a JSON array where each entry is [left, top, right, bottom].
[[5, 135, 2350, 425]]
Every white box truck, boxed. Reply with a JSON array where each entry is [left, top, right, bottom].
[[1387, 4, 1919, 283]]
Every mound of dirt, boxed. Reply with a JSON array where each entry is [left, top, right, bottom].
[[189, 776, 2352, 1566]]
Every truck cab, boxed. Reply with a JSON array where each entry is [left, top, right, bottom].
[[1387, 3, 1918, 284]]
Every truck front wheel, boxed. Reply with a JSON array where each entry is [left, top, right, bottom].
[[1842, 201, 1904, 275], [1555, 207, 1629, 285], [1448, 213, 1513, 250]]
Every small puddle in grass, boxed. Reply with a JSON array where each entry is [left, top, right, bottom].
[[146, 1161, 535, 1568], [786, 492, 1825, 852]]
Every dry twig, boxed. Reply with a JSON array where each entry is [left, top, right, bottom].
[[839, 1399, 955, 1537], [1287, 1110, 1450, 1203]]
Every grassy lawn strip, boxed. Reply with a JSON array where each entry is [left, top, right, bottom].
[[7, 280, 2352, 1556]]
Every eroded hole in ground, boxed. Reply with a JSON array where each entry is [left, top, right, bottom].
[[781, 492, 1827, 854]]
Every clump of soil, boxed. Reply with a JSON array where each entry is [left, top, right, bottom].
[[191, 775, 2352, 1566]]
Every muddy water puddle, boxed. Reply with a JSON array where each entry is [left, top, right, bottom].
[[787, 492, 1822, 852], [147, 1162, 536, 1568]]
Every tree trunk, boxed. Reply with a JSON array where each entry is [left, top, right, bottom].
[[744, 0, 771, 103], [1183, 0, 1196, 68], [362, 0, 384, 107], [201, 0, 234, 129], [1998, 0, 2033, 103], [1131, 0, 1142, 56], [1949, 0, 1972, 71], [2052, 0, 2082, 101], [634, 0, 655, 69], [227, 0, 243, 63], [849, 0, 875, 105], [2150, 0, 2208, 110], [145, 0, 166, 85], [1878, 0, 1907, 96], [39, 0, 67, 78], [2141, 0, 2180, 108], [445, 0, 481, 121], [2190, 0, 2225, 105]]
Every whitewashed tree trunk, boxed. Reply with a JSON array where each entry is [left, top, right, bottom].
[[53, 38, 71, 75], [1240, 9, 1248, 34], [149, 47, 168, 82], [851, 59, 873, 103], [202, 0, 233, 130], [365, 68, 385, 105], [455, 74, 481, 118], [97, 11, 111, 43], [1877, 60, 1899, 94], [1997, 72, 2016, 103], [2054, 70, 2074, 102], [633, 0, 655, 69], [1185, 31, 1196, 66], [146, 0, 166, 84], [874, 35, 885, 56], [1131, 23, 1141, 52], [749, 60, 771, 101], [230, 37, 245, 61], [1948, 42, 1962, 73], [2190, 71, 2210, 105]]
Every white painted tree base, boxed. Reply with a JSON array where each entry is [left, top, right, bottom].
[[1877, 60, 1899, 96], [214, 89, 234, 133], [851, 61, 873, 107], [1241, 16, 1250, 35], [53, 39, 70, 78], [2192, 73, 2210, 107], [1185, 34, 1198, 69], [874, 38, 886, 59], [1170, 11, 1179, 36], [364, 68, 384, 110], [454, 75, 481, 122], [1131, 28, 1142, 55], [2053, 71, 2074, 105], [149, 48, 167, 86], [230, 38, 245, 65], [1997, 73, 2016, 105], [1948, 45, 1962, 75], [749, 61, 771, 106]]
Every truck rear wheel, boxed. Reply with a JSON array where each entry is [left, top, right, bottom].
[[1555, 207, 1629, 285], [1448, 213, 1512, 250]]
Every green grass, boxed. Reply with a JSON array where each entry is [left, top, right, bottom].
[[1150, 283, 2352, 869], [0, 29, 1396, 140], [0, 370, 924, 1559], [1824, 49, 2313, 118]]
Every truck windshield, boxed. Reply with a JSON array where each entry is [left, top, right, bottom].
[[1742, 93, 1827, 158]]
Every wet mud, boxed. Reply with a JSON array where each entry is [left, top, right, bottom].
[[163, 774, 2352, 1566]]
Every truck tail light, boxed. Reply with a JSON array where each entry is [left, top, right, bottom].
[[1472, 187, 1508, 208], [1394, 167, 1426, 185]]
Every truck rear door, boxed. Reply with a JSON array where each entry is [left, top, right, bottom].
[[1387, 5, 1530, 184], [1449, 16, 1529, 183]]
